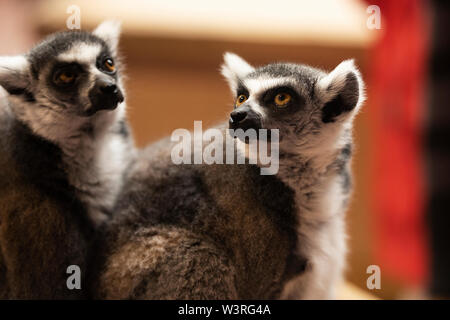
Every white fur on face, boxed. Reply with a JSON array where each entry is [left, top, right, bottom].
[[247, 100, 266, 119], [243, 77, 297, 94], [57, 43, 102, 65]]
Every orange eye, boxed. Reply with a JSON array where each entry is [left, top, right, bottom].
[[104, 58, 115, 72], [59, 72, 75, 83], [236, 94, 247, 107], [274, 93, 291, 107]]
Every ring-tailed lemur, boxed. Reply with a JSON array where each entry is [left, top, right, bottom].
[[92, 53, 364, 299], [0, 21, 135, 299], [224, 53, 365, 299]]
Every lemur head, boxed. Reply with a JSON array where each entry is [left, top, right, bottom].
[[0, 21, 124, 142], [222, 53, 364, 155]]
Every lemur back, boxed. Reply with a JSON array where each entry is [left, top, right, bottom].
[[92, 132, 300, 299]]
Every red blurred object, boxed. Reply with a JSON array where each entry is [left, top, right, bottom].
[[367, 0, 430, 286]]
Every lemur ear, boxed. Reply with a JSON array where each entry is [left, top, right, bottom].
[[221, 52, 255, 92], [0, 55, 30, 95], [93, 20, 121, 54], [316, 59, 365, 123]]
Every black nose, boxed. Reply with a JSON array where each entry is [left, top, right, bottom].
[[230, 110, 247, 124], [86, 78, 124, 116], [96, 79, 124, 103], [100, 83, 118, 94], [228, 105, 262, 135]]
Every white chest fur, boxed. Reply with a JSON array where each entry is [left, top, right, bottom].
[[278, 156, 349, 299], [64, 129, 132, 225]]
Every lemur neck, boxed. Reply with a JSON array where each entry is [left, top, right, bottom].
[[276, 137, 351, 198], [277, 125, 353, 183], [57, 109, 120, 161], [13, 100, 133, 226], [58, 110, 133, 226]]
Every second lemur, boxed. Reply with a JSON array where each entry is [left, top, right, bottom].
[[93, 53, 364, 299]]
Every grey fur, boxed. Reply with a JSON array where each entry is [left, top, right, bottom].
[[92, 53, 364, 299], [0, 21, 134, 298], [92, 133, 298, 299]]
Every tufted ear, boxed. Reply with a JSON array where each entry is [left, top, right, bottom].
[[221, 52, 255, 92], [93, 20, 121, 54], [316, 59, 365, 123], [0, 55, 30, 95]]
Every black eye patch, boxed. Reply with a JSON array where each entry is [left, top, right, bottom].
[[260, 86, 303, 111], [7, 87, 36, 102], [51, 62, 84, 88], [235, 84, 249, 99]]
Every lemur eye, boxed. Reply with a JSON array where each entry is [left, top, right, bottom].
[[58, 71, 75, 84], [53, 64, 81, 86], [104, 58, 115, 72], [274, 93, 291, 107], [236, 94, 247, 107]]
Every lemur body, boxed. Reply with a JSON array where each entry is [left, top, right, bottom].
[[92, 132, 299, 299], [93, 54, 364, 299], [0, 22, 134, 298], [225, 54, 363, 299]]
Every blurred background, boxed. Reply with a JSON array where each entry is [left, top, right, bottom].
[[0, 0, 448, 299]]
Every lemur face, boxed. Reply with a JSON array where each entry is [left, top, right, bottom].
[[222, 53, 364, 152], [0, 21, 123, 118], [31, 31, 124, 117]]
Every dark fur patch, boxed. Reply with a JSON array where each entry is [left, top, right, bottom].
[[236, 83, 249, 99], [6, 88, 35, 102], [45, 62, 89, 105], [115, 166, 218, 229], [322, 73, 359, 123], [117, 120, 130, 138], [94, 153, 302, 299], [283, 253, 308, 280], [341, 169, 351, 194], [246, 165, 298, 249], [0, 117, 94, 299], [9, 119, 94, 236], [334, 144, 352, 193], [259, 85, 305, 116], [341, 143, 352, 158]]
